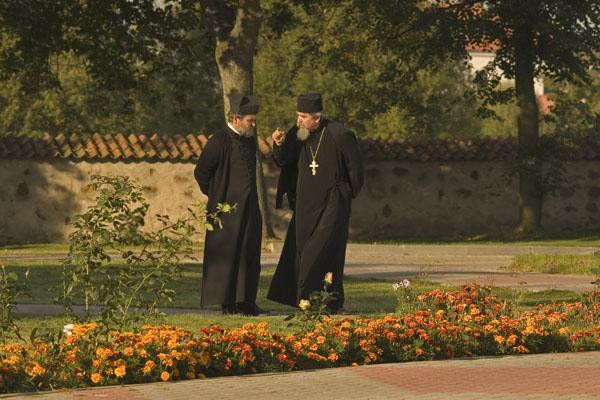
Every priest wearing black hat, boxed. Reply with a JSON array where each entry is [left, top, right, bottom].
[[194, 93, 266, 316], [267, 93, 364, 313]]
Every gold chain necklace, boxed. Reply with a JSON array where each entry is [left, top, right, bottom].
[[308, 127, 325, 176]]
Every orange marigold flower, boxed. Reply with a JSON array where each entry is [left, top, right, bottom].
[[142, 360, 156, 375], [123, 347, 134, 357], [25, 362, 45, 377], [506, 334, 518, 346], [415, 348, 425, 356], [161, 371, 170, 381], [91, 373, 101, 384], [114, 365, 126, 378], [257, 322, 268, 330]]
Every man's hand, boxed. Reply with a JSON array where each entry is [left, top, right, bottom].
[[271, 128, 285, 146]]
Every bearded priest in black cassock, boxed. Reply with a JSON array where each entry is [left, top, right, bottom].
[[194, 93, 266, 316], [267, 93, 364, 313]]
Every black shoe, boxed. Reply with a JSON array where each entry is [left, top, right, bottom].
[[236, 302, 269, 316], [221, 303, 237, 315]]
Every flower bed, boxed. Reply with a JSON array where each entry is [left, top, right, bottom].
[[1, 285, 599, 393]]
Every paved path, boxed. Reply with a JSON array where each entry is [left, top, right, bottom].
[[3, 352, 599, 399], [340, 243, 598, 292]]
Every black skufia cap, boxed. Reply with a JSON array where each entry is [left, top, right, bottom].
[[297, 93, 323, 113], [229, 93, 259, 115]]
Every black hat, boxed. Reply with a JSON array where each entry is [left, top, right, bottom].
[[297, 93, 323, 113], [229, 93, 259, 115]]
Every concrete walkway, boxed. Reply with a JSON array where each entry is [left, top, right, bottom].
[[340, 243, 598, 292], [3, 352, 600, 399]]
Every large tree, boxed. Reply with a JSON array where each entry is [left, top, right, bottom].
[[422, 0, 600, 232], [186, 0, 278, 238]]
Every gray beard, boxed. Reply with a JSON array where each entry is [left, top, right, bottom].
[[297, 127, 310, 141], [240, 130, 254, 138]]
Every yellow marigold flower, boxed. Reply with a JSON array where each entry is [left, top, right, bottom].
[[25, 362, 45, 377], [114, 365, 126, 378], [559, 327, 570, 335], [91, 373, 101, 384], [161, 371, 170, 381], [324, 272, 333, 285]]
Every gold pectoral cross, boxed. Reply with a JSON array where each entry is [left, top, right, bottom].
[[309, 160, 319, 175]]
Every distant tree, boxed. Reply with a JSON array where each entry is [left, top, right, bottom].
[[255, 0, 483, 139], [420, 0, 600, 232], [0, 1, 222, 135]]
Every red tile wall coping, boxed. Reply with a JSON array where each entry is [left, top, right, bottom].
[[0, 133, 598, 162]]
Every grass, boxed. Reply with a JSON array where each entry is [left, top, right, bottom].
[[0, 243, 206, 257], [506, 254, 600, 275], [354, 229, 600, 247]]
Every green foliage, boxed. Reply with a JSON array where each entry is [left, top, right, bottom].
[[0, 265, 32, 343], [508, 254, 600, 276], [0, 4, 222, 135], [255, 0, 485, 140], [284, 273, 337, 332], [56, 175, 230, 331]]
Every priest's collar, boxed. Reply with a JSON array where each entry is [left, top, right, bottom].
[[227, 122, 243, 136]]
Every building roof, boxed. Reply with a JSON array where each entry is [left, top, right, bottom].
[[0, 132, 597, 162]]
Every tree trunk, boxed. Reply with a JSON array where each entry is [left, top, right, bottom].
[[214, 0, 261, 114], [255, 134, 277, 239], [212, 0, 276, 238], [514, 21, 542, 233]]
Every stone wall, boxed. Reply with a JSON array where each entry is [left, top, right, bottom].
[[0, 158, 598, 244]]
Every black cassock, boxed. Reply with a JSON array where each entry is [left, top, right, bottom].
[[267, 118, 364, 309], [194, 127, 262, 307]]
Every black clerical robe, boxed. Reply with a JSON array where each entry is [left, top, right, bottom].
[[194, 127, 262, 306], [267, 118, 364, 309]]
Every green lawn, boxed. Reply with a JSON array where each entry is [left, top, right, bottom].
[[355, 229, 600, 247], [506, 254, 600, 275]]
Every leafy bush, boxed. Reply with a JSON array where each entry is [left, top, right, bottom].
[[56, 174, 230, 331]]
